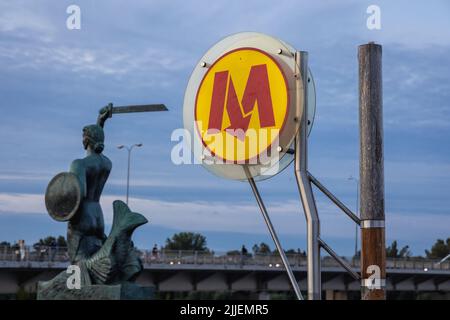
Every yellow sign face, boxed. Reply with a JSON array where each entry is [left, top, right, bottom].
[[195, 48, 289, 163]]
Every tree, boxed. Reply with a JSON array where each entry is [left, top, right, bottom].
[[226, 250, 240, 256], [56, 236, 67, 247], [165, 232, 208, 251], [425, 238, 450, 259], [252, 242, 271, 255], [0, 241, 11, 248], [386, 240, 411, 258], [272, 248, 301, 255], [33, 235, 67, 248], [259, 243, 271, 254]]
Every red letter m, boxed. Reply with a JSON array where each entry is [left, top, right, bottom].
[[207, 64, 275, 139]]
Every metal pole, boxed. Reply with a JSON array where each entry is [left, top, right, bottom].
[[310, 173, 360, 225], [118, 144, 142, 205], [126, 148, 131, 205], [244, 166, 304, 300], [349, 176, 359, 259], [356, 179, 359, 258], [437, 254, 450, 266], [294, 51, 321, 300], [318, 238, 360, 280], [359, 42, 386, 300]]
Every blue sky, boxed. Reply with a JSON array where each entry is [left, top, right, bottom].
[[0, 0, 449, 256]]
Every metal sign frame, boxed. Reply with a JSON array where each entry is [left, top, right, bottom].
[[185, 33, 366, 300], [293, 51, 321, 300], [292, 52, 363, 300], [247, 51, 362, 300], [183, 32, 316, 182], [242, 51, 318, 300]]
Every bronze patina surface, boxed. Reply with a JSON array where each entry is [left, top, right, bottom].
[[45, 172, 81, 222], [38, 107, 153, 300]]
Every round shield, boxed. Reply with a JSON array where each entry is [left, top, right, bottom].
[[45, 172, 81, 221], [183, 32, 316, 181]]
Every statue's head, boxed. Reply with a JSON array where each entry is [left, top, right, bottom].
[[82, 124, 104, 153]]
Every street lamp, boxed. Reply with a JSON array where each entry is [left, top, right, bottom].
[[117, 143, 143, 205], [348, 175, 359, 259]]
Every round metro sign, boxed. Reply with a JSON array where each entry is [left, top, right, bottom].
[[195, 47, 289, 163], [184, 32, 316, 181]]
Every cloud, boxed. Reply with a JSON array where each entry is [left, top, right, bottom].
[[0, 172, 52, 182], [0, 2, 191, 87], [0, 44, 188, 79], [0, 1, 56, 37], [2, 0, 450, 128], [1, 192, 448, 244], [372, 1, 450, 49], [0, 0, 449, 256], [0, 193, 44, 215], [0, 170, 236, 190], [312, 45, 450, 130]]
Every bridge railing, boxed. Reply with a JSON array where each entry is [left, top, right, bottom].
[[1, 245, 449, 271], [141, 249, 308, 267], [0, 245, 69, 262], [139, 249, 450, 271]]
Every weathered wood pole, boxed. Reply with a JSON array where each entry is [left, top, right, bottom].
[[358, 42, 386, 300]]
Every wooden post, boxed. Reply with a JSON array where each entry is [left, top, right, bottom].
[[358, 42, 386, 300]]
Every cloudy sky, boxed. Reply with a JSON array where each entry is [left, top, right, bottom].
[[0, 0, 449, 256]]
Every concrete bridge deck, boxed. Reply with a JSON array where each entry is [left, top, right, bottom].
[[1, 247, 449, 298]]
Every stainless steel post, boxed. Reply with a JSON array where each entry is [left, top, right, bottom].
[[117, 143, 142, 205], [294, 51, 321, 300], [355, 179, 359, 258], [244, 166, 304, 300], [126, 148, 131, 205]]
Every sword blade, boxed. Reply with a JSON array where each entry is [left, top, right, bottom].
[[111, 104, 168, 114]]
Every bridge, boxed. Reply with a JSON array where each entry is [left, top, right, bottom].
[[1, 246, 449, 299]]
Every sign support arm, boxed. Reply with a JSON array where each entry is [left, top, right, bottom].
[[294, 51, 321, 300], [244, 166, 304, 300]]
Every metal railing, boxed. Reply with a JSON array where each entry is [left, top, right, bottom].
[[0, 245, 68, 263], [1, 245, 449, 271], [141, 249, 308, 268]]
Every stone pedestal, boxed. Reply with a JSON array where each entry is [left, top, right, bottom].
[[37, 271, 154, 300]]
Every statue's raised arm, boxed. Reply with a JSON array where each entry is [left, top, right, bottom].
[[97, 103, 113, 128]]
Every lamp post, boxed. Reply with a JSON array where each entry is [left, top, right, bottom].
[[348, 176, 359, 259], [117, 143, 143, 205]]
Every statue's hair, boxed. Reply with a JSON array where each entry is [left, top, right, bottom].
[[83, 124, 105, 153]]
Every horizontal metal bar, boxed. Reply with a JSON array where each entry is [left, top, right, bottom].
[[361, 220, 385, 228], [112, 104, 168, 114], [318, 238, 360, 280], [308, 172, 361, 225]]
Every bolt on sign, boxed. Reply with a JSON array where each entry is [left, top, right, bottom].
[[184, 32, 316, 180]]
